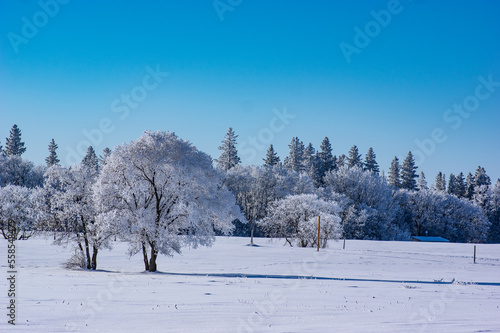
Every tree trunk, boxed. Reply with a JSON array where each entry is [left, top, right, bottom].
[[142, 242, 150, 271], [91, 246, 98, 270], [149, 242, 158, 272], [250, 227, 254, 246], [83, 234, 91, 269]]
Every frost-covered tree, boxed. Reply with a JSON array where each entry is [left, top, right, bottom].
[[474, 166, 491, 188], [303, 143, 323, 187], [284, 137, 305, 173], [401, 152, 418, 191], [447, 173, 457, 195], [4, 124, 26, 156], [409, 189, 490, 243], [435, 172, 446, 192], [324, 166, 399, 240], [0, 156, 44, 188], [45, 139, 60, 167], [217, 127, 240, 171], [347, 145, 363, 168], [225, 165, 314, 243], [43, 164, 108, 270], [454, 172, 466, 198], [387, 157, 401, 188], [99, 147, 112, 166], [337, 154, 347, 168], [364, 147, 379, 174], [318, 137, 335, 173], [487, 179, 500, 243], [263, 144, 280, 166], [82, 146, 99, 173], [95, 131, 241, 272], [259, 194, 341, 248], [0, 185, 37, 240], [417, 171, 428, 190], [465, 172, 475, 200]]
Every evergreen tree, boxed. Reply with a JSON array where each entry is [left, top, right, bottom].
[[283, 137, 305, 173], [45, 139, 60, 167], [447, 173, 457, 195], [82, 146, 99, 173], [263, 144, 280, 166], [216, 127, 241, 171], [435, 172, 446, 192], [99, 147, 112, 166], [401, 152, 418, 191], [319, 137, 335, 172], [337, 154, 347, 168], [347, 145, 363, 168], [474, 166, 491, 187], [417, 171, 428, 190], [363, 147, 379, 174], [4, 124, 26, 156], [303, 143, 316, 171], [387, 156, 401, 188], [455, 172, 466, 198], [465, 172, 475, 200]]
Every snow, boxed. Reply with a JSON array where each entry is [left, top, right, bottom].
[[2, 236, 500, 332]]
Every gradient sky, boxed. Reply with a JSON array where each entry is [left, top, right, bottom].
[[1, 0, 499, 183]]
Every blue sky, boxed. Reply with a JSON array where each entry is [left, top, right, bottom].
[[1, 0, 499, 183]]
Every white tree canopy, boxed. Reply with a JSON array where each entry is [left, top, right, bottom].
[[94, 131, 242, 271]]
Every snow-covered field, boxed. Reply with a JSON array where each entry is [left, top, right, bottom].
[[1, 236, 500, 332]]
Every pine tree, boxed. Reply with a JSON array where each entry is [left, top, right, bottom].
[[401, 152, 418, 191], [284, 137, 305, 173], [4, 124, 26, 156], [417, 171, 428, 190], [387, 156, 401, 188], [99, 147, 112, 166], [455, 172, 466, 198], [447, 173, 456, 195], [216, 127, 241, 171], [45, 139, 60, 167], [474, 166, 491, 187], [347, 145, 363, 168], [303, 143, 316, 171], [364, 147, 379, 174], [82, 146, 99, 173], [465, 172, 475, 200], [263, 144, 280, 166]]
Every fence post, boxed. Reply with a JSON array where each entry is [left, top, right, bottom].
[[317, 216, 320, 252], [473, 245, 476, 264]]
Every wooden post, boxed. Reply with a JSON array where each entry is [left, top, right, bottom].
[[473, 245, 476, 264], [317, 216, 320, 252], [343, 238, 346, 250]]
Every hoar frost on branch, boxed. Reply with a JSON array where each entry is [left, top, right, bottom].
[[94, 131, 242, 272]]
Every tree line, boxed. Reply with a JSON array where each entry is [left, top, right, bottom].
[[0, 124, 499, 273]]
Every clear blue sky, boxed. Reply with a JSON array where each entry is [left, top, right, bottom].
[[1, 0, 499, 183]]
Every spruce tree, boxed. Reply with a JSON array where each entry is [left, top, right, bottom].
[[435, 172, 445, 191], [82, 146, 99, 173], [364, 147, 379, 174], [45, 138, 60, 167], [474, 166, 491, 187], [319, 137, 335, 172], [337, 154, 346, 168], [284, 137, 305, 173], [304, 143, 316, 171], [401, 152, 418, 190], [417, 171, 428, 190], [99, 147, 112, 166], [465, 172, 475, 199], [447, 173, 456, 195], [347, 145, 363, 168], [387, 156, 401, 188], [263, 144, 280, 166], [454, 172, 466, 197], [5, 124, 26, 156], [216, 127, 241, 171]]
